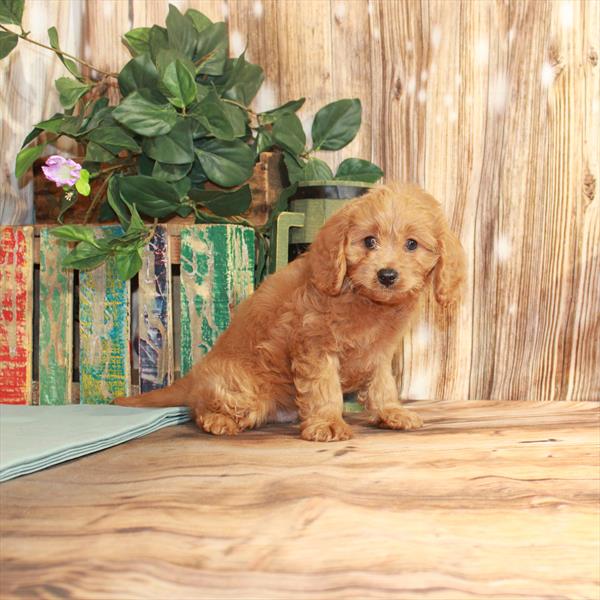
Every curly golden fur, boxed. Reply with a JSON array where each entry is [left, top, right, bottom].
[[115, 183, 466, 442]]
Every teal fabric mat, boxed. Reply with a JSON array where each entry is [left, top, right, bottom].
[[0, 405, 191, 483]]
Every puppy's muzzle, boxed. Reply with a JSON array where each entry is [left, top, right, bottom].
[[377, 268, 399, 287]]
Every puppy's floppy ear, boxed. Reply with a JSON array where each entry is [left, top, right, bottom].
[[308, 207, 350, 295], [434, 224, 466, 307]]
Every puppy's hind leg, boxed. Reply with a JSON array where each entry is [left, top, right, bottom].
[[193, 370, 270, 437]]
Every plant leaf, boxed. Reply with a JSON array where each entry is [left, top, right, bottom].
[[175, 204, 193, 218], [15, 144, 46, 178], [185, 8, 212, 32], [119, 175, 180, 218], [0, 30, 18, 59], [88, 126, 141, 153], [189, 184, 252, 217], [189, 159, 208, 186], [222, 102, 247, 137], [161, 59, 196, 108], [255, 128, 274, 155], [152, 160, 192, 183], [21, 127, 42, 148], [194, 139, 255, 187], [166, 3, 198, 59], [113, 90, 177, 136], [50, 224, 98, 245], [79, 98, 111, 134], [21, 113, 65, 147], [300, 157, 334, 182], [55, 77, 91, 110], [35, 114, 67, 133], [124, 201, 147, 235], [154, 47, 195, 77], [259, 98, 305, 125], [142, 118, 194, 164], [84, 141, 115, 162], [122, 27, 151, 57], [148, 25, 169, 63], [114, 247, 143, 280], [118, 53, 160, 96], [0, 0, 24, 25], [190, 90, 235, 140], [194, 21, 228, 75], [272, 112, 306, 155], [311, 98, 361, 151], [107, 176, 131, 228], [47, 27, 82, 80], [282, 151, 306, 185], [220, 53, 264, 106], [62, 241, 109, 271], [335, 158, 383, 183], [74, 169, 91, 195]]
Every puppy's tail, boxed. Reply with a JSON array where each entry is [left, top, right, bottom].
[[113, 373, 195, 408]]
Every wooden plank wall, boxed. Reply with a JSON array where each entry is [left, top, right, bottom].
[[1, 1, 598, 402]]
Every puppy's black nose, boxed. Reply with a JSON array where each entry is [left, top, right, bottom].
[[377, 268, 398, 287]]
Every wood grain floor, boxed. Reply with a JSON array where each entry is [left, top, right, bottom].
[[1, 400, 598, 599]]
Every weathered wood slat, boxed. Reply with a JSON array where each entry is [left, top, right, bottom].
[[38, 229, 73, 405], [138, 226, 173, 393], [330, 0, 372, 169], [274, 0, 334, 169], [179, 225, 254, 375], [0, 227, 33, 404], [79, 227, 130, 404]]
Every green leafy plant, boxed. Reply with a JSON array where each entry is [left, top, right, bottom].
[[265, 98, 383, 185], [2, 0, 382, 280]]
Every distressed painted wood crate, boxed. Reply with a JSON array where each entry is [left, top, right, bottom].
[[0, 224, 255, 405]]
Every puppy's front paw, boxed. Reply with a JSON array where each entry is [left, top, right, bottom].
[[375, 407, 424, 430], [300, 418, 353, 442], [197, 412, 241, 436]]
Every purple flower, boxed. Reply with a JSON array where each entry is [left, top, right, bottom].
[[41, 155, 82, 187]]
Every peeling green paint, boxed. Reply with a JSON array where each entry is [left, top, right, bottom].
[[39, 229, 73, 405], [180, 225, 254, 375]]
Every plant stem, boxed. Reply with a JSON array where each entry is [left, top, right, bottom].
[[222, 98, 257, 117], [83, 175, 110, 224], [0, 23, 118, 79], [97, 161, 136, 177]]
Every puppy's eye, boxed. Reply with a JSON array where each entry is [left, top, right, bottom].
[[364, 236, 377, 250], [405, 239, 418, 251]]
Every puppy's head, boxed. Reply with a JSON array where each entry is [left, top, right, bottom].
[[308, 183, 466, 306]]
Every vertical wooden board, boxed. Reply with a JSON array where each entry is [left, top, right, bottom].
[[138, 226, 173, 394], [0, 227, 33, 404], [79, 227, 130, 404], [82, 0, 130, 104], [38, 229, 74, 405], [274, 0, 333, 168], [392, 0, 494, 403], [369, 0, 443, 401], [330, 0, 373, 169], [227, 0, 282, 113], [180, 225, 254, 375]]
